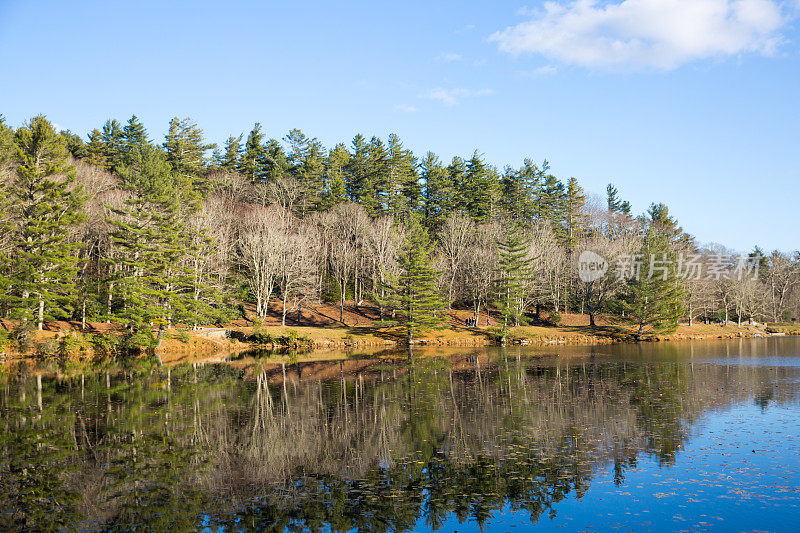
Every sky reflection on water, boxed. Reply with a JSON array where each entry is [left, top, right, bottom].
[[1, 338, 799, 532]]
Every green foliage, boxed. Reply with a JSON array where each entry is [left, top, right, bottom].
[[606, 183, 631, 215], [494, 226, 535, 337], [13, 321, 34, 353], [34, 338, 59, 361], [88, 333, 121, 358], [175, 329, 190, 344], [250, 318, 273, 344], [386, 216, 446, 343], [58, 333, 91, 359], [4, 116, 86, 328], [0, 329, 9, 353], [617, 229, 685, 340]]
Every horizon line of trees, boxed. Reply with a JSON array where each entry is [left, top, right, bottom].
[[1, 113, 798, 345]]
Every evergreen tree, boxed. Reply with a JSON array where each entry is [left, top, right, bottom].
[[501, 158, 542, 223], [285, 129, 325, 214], [238, 123, 266, 181], [421, 152, 452, 233], [261, 138, 288, 182], [564, 177, 589, 249], [463, 151, 498, 223], [163, 117, 213, 177], [494, 226, 535, 339], [85, 129, 108, 169], [385, 133, 419, 218], [345, 134, 383, 216], [6, 116, 86, 329], [388, 217, 446, 344], [618, 228, 685, 340], [59, 130, 87, 159], [121, 115, 148, 160], [607, 184, 631, 214], [0, 115, 14, 166], [320, 143, 349, 210], [101, 119, 124, 171], [446, 156, 467, 212], [109, 144, 211, 342], [217, 134, 242, 172]]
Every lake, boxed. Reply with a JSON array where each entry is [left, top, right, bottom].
[[1, 337, 799, 532]]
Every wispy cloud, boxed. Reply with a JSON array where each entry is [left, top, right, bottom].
[[533, 65, 557, 75], [422, 87, 494, 106], [490, 0, 790, 70], [436, 52, 463, 62], [394, 104, 418, 113]]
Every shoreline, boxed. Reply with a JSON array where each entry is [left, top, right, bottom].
[[0, 319, 796, 363]]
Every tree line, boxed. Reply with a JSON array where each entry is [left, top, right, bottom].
[[0, 114, 798, 344]]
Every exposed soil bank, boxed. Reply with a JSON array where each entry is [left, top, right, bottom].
[[0, 308, 794, 362]]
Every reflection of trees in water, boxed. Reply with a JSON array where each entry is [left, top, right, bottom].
[[0, 353, 797, 531]]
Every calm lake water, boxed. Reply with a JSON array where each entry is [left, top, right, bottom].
[[2, 338, 799, 532]]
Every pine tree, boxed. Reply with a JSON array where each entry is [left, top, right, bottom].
[[285, 129, 325, 214], [388, 217, 446, 344], [109, 144, 211, 342], [421, 152, 453, 233], [346, 134, 383, 216], [59, 130, 87, 159], [238, 123, 266, 181], [262, 138, 289, 182], [501, 158, 541, 223], [447, 156, 467, 212], [494, 226, 535, 340], [163, 117, 214, 177], [121, 115, 148, 161], [385, 133, 419, 218], [6, 116, 86, 330], [0, 115, 13, 166], [85, 129, 108, 169], [101, 119, 124, 171], [217, 135, 242, 172], [463, 151, 499, 223], [618, 228, 685, 340], [607, 184, 631, 214], [320, 143, 349, 210], [564, 177, 589, 248]]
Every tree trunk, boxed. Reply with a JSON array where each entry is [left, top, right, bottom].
[[37, 298, 44, 331]]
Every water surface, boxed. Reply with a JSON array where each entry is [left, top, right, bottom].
[[1, 338, 799, 531]]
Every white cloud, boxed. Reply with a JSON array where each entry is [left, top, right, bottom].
[[437, 52, 463, 62], [422, 87, 494, 106], [533, 64, 558, 75], [394, 104, 418, 113], [490, 0, 788, 70]]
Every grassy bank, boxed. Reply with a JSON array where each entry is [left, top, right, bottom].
[[0, 313, 794, 363]]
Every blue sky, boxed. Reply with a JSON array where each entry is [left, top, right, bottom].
[[1, 0, 798, 252]]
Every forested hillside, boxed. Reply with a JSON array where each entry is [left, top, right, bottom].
[[0, 114, 797, 345]]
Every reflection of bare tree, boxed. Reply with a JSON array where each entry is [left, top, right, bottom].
[[1, 346, 799, 530]]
